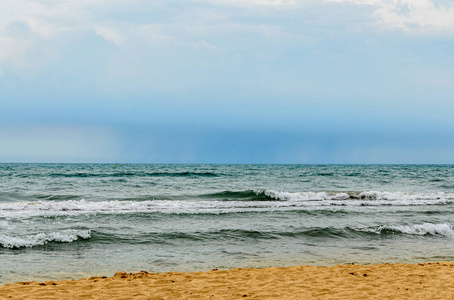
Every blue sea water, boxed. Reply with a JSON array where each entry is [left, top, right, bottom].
[[1, 164, 454, 284]]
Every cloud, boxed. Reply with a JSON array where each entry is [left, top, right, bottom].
[[1, 0, 453, 119], [326, 0, 454, 33], [199, 0, 297, 7], [0, 0, 371, 77]]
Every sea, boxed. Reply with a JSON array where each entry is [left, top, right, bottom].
[[1, 163, 454, 284]]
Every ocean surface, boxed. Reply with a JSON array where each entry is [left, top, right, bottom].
[[1, 164, 454, 284]]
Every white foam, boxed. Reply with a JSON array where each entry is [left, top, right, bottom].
[[0, 190, 453, 217], [359, 223, 454, 237], [0, 220, 11, 229], [264, 190, 330, 201], [0, 229, 91, 248], [332, 193, 350, 200], [263, 190, 454, 202], [357, 190, 450, 201]]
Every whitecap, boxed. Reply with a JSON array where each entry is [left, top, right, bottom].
[[0, 229, 91, 248], [357, 223, 454, 237]]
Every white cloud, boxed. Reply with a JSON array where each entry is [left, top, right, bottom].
[[200, 0, 296, 6], [0, 0, 452, 95], [376, 0, 454, 32], [94, 26, 124, 45], [326, 0, 454, 32]]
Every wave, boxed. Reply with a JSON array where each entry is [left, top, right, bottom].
[[2, 224, 452, 249], [4, 189, 454, 203], [166, 228, 350, 240], [8, 171, 222, 178], [0, 229, 91, 249], [142, 224, 454, 242], [263, 190, 454, 201], [47, 172, 220, 178], [149, 172, 220, 177], [356, 223, 454, 237], [157, 224, 454, 242], [182, 189, 454, 202], [86, 228, 352, 244], [1, 190, 453, 217], [33, 194, 83, 201], [199, 190, 277, 201], [63, 225, 452, 245], [0, 192, 38, 203]]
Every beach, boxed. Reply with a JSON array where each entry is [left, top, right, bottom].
[[2, 0, 453, 295], [1, 262, 454, 299]]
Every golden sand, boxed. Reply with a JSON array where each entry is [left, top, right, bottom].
[[1, 262, 454, 299]]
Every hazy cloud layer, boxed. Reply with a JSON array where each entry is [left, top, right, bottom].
[[1, 0, 453, 162], [0, 125, 119, 162]]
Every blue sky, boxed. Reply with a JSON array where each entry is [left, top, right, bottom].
[[1, 0, 454, 163]]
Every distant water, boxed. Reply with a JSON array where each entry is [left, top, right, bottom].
[[1, 164, 454, 284]]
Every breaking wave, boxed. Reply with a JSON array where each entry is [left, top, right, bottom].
[[262, 190, 454, 202], [356, 223, 454, 237], [0, 229, 91, 249], [0, 189, 453, 217]]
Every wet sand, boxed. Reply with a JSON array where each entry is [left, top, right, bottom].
[[1, 262, 454, 299]]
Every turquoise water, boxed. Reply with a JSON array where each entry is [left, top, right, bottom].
[[1, 164, 454, 284]]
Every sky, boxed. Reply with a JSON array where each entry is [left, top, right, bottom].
[[1, 0, 454, 163]]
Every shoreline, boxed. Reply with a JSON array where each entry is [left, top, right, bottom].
[[1, 262, 454, 299]]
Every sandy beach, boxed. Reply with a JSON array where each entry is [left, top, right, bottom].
[[1, 262, 454, 299]]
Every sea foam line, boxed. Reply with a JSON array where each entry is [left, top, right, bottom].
[[0, 200, 451, 218]]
